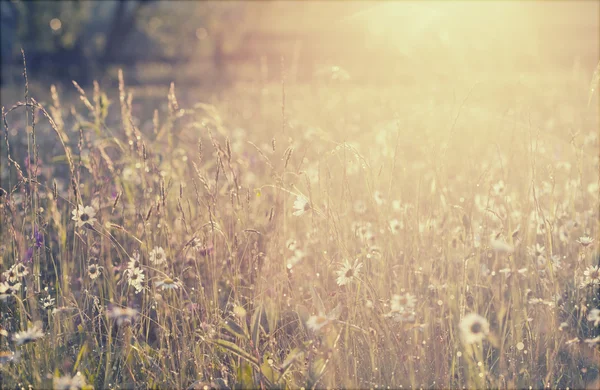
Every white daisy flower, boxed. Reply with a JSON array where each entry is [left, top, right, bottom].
[[107, 306, 138, 325], [71, 204, 97, 228], [53, 372, 88, 390], [577, 236, 594, 247], [149, 246, 167, 266], [390, 293, 416, 312], [13, 323, 44, 346], [389, 219, 403, 235], [459, 313, 490, 345], [293, 195, 310, 216], [87, 264, 102, 280], [3, 267, 18, 283], [373, 191, 385, 206], [155, 277, 180, 291], [306, 314, 332, 332], [583, 265, 600, 285], [492, 180, 505, 196], [335, 259, 363, 286], [13, 263, 29, 278], [40, 296, 55, 309], [127, 251, 142, 270], [125, 267, 145, 293]]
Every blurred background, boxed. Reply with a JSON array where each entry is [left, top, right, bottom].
[[1, 0, 598, 90]]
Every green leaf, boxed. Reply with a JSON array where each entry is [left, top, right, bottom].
[[251, 304, 262, 349], [236, 361, 256, 389], [221, 319, 248, 340], [212, 339, 259, 370]]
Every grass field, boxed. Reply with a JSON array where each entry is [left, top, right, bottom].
[[0, 50, 599, 389]]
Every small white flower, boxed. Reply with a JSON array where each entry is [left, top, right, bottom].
[[583, 265, 600, 286], [71, 205, 97, 228], [53, 372, 88, 390], [149, 246, 167, 266], [126, 267, 145, 293], [306, 315, 332, 332], [107, 306, 138, 325], [13, 323, 44, 346], [293, 195, 310, 216], [40, 296, 55, 309], [459, 313, 490, 345], [373, 191, 385, 206], [87, 264, 102, 280], [155, 277, 180, 291], [390, 293, 416, 312], [389, 219, 403, 235], [13, 263, 29, 278], [577, 236, 594, 247], [335, 259, 363, 286], [492, 180, 505, 196]]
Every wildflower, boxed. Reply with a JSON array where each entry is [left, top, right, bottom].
[[583, 265, 600, 286], [390, 293, 416, 312], [306, 314, 333, 332], [392, 200, 402, 212], [389, 219, 403, 235], [459, 313, 490, 345], [107, 306, 138, 325], [87, 264, 102, 280], [149, 246, 167, 266], [587, 308, 600, 327], [13, 323, 44, 346], [0, 281, 21, 296], [373, 191, 385, 206], [127, 251, 142, 270], [155, 277, 180, 291], [13, 263, 28, 278], [126, 267, 145, 293], [293, 195, 310, 216], [40, 296, 55, 309], [71, 204, 97, 228], [492, 180, 505, 196], [335, 259, 363, 286], [550, 255, 563, 270], [53, 372, 88, 390], [577, 236, 594, 247], [3, 267, 18, 283]]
